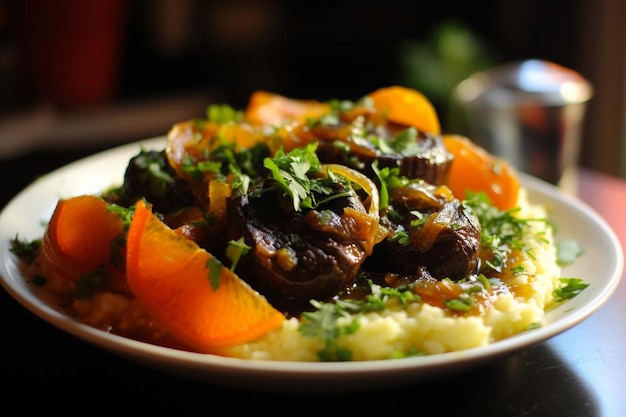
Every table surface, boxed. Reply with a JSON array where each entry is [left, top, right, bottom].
[[1, 147, 624, 414]]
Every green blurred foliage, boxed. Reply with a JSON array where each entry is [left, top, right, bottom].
[[398, 19, 498, 134]]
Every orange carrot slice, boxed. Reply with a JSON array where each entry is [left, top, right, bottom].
[[443, 135, 520, 210], [39, 195, 125, 282], [125, 199, 285, 351], [368, 86, 441, 135]]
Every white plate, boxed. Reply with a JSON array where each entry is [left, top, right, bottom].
[[0, 137, 623, 392]]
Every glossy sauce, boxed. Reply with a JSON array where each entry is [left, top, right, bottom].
[[342, 267, 515, 318]]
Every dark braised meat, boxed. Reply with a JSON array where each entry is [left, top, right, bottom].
[[226, 182, 374, 311], [311, 122, 454, 185], [106, 149, 196, 213], [365, 181, 481, 281]]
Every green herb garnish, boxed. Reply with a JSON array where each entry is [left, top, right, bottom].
[[445, 296, 473, 312], [299, 280, 421, 361], [263, 142, 351, 211], [74, 267, 108, 299], [556, 240, 584, 265], [10, 235, 41, 263], [464, 190, 547, 273], [553, 278, 589, 302], [299, 301, 359, 361], [206, 257, 224, 290], [206, 103, 243, 124], [133, 150, 176, 197], [225, 237, 251, 272]]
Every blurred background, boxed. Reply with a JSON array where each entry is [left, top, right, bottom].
[[0, 0, 624, 182]]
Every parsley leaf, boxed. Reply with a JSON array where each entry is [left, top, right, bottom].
[[74, 267, 108, 299], [298, 280, 421, 361], [263, 142, 351, 211], [299, 301, 359, 361], [464, 191, 547, 273], [206, 257, 223, 290], [386, 127, 425, 156], [206, 104, 243, 124], [225, 237, 251, 271], [371, 161, 405, 210], [556, 240, 584, 265], [133, 150, 175, 197], [263, 143, 318, 211], [445, 296, 473, 311], [10, 235, 41, 263], [553, 278, 589, 302]]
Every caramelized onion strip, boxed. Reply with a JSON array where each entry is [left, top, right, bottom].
[[323, 164, 388, 247]]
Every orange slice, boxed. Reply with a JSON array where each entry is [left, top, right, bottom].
[[125, 199, 285, 351], [443, 135, 520, 210], [244, 90, 331, 126], [207, 178, 232, 223], [39, 195, 125, 282], [368, 85, 441, 135]]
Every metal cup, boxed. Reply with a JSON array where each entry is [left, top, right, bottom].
[[454, 59, 593, 186]]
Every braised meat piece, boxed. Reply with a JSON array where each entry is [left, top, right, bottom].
[[226, 182, 375, 311], [310, 121, 454, 185], [106, 149, 195, 213], [365, 181, 481, 281]]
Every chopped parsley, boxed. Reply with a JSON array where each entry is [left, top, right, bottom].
[[106, 203, 135, 230], [463, 190, 547, 273], [391, 229, 410, 245], [371, 161, 390, 209], [206, 103, 243, 124], [263, 142, 352, 211], [371, 162, 408, 210], [74, 267, 108, 299], [299, 301, 359, 361], [556, 240, 584, 265], [409, 210, 428, 229], [225, 237, 251, 272], [375, 127, 426, 156], [10, 235, 41, 263], [106, 203, 136, 266], [133, 150, 176, 197], [445, 295, 473, 312], [182, 156, 221, 181], [181, 139, 267, 190], [299, 280, 421, 361], [553, 278, 589, 302], [206, 257, 223, 290], [389, 346, 425, 359], [524, 322, 542, 330]]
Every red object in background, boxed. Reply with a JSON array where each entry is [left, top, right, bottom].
[[13, 0, 127, 107]]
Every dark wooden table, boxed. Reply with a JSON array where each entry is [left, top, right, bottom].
[[1, 148, 624, 415]]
